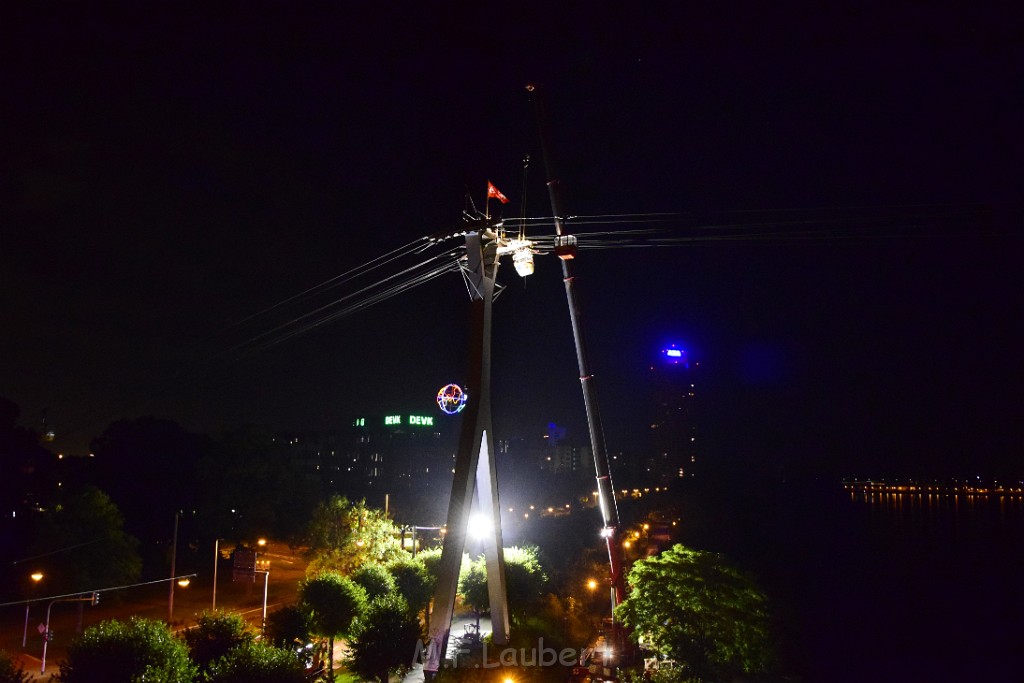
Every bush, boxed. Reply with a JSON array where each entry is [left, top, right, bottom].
[[0, 651, 30, 683], [55, 617, 196, 682], [182, 611, 253, 673], [206, 641, 306, 683], [352, 563, 396, 602]]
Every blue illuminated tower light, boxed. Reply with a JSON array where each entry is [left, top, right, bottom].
[[661, 344, 689, 367]]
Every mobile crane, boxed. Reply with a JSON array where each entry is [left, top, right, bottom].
[[527, 83, 628, 636]]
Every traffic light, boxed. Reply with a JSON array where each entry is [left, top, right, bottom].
[[91, 592, 100, 606]]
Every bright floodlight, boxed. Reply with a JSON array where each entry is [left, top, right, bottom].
[[512, 244, 535, 277], [468, 513, 492, 540]]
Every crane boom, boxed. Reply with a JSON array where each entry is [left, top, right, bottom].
[[527, 83, 627, 610]]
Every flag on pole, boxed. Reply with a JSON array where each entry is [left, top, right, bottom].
[[487, 181, 510, 204]]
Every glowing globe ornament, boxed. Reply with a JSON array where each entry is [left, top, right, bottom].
[[437, 384, 467, 415]]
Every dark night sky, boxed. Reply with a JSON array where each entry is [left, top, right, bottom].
[[3, 2, 1021, 478]]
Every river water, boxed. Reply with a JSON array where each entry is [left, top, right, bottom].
[[742, 487, 1024, 682]]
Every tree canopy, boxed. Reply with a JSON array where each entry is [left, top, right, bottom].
[[0, 396, 55, 516], [352, 563, 396, 602], [299, 571, 367, 680], [0, 650, 31, 683], [30, 486, 141, 595], [387, 557, 435, 617], [89, 418, 211, 542], [55, 617, 196, 683], [615, 544, 774, 682], [205, 641, 307, 683], [182, 611, 253, 674], [304, 496, 405, 575], [458, 546, 548, 624], [346, 593, 422, 683], [196, 425, 317, 542], [264, 604, 312, 651]]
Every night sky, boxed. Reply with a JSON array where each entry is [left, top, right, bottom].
[[3, 3, 1021, 478]]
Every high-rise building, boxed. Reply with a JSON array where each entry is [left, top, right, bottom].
[[646, 343, 699, 483]]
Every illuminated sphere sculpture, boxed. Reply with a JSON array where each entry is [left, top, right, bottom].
[[437, 383, 467, 414]]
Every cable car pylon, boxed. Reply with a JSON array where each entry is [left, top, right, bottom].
[[424, 214, 536, 676]]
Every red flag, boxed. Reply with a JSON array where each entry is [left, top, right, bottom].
[[487, 181, 510, 204]]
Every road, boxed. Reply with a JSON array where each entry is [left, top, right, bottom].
[[1, 543, 307, 680]]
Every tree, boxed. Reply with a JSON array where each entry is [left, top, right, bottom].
[[503, 546, 548, 623], [304, 496, 404, 575], [205, 641, 307, 683], [346, 594, 422, 683], [182, 611, 253, 674], [0, 650, 30, 683], [264, 604, 312, 651], [0, 397, 55, 517], [89, 418, 211, 545], [197, 425, 318, 543], [416, 546, 443, 584], [55, 617, 196, 682], [298, 572, 367, 681], [30, 486, 141, 595], [458, 554, 488, 614], [457, 547, 548, 625], [387, 558, 435, 617], [615, 544, 774, 682], [352, 563, 396, 602]]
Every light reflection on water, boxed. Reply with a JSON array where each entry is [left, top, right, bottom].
[[850, 489, 1024, 534], [832, 487, 1024, 679]]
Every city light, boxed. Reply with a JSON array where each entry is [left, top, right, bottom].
[[468, 513, 492, 539]]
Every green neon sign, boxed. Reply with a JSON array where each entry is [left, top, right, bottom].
[[382, 415, 433, 427]]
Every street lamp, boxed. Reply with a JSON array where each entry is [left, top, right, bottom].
[[255, 539, 270, 633], [168, 512, 179, 623], [256, 568, 270, 634], [212, 538, 224, 611], [22, 572, 43, 647]]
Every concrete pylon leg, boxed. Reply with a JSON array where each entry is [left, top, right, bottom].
[[476, 429, 509, 644], [424, 229, 509, 675]]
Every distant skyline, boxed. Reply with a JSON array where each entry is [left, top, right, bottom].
[[4, 3, 1021, 479]]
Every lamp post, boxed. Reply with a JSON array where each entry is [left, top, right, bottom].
[[255, 566, 270, 634], [22, 572, 43, 647], [168, 511, 179, 623], [256, 539, 269, 632], [212, 538, 222, 611]]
